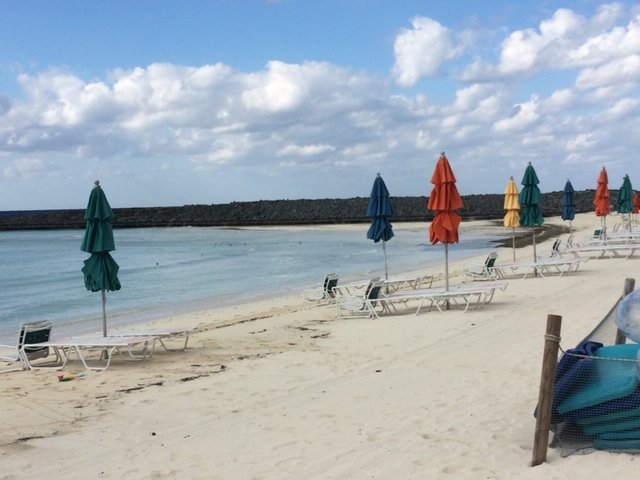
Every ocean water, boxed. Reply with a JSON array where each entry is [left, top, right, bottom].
[[0, 224, 505, 342]]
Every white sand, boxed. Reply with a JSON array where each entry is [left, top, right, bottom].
[[1, 212, 638, 479]]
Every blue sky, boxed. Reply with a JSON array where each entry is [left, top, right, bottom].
[[1, 1, 640, 210]]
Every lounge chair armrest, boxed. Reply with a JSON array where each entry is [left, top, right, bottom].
[[0, 344, 20, 362], [336, 295, 366, 311], [303, 288, 326, 301]]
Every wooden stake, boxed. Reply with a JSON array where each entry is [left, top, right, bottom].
[[531, 314, 562, 467]]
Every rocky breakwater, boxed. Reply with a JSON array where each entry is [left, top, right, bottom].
[[0, 189, 604, 230]]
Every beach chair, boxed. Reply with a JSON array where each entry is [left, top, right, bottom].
[[0, 321, 60, 373], [463, 252, 502, 281], [550, 236, 586, 261], [569, 242, 640, 259], [110, 327, 195, 351], [549, 238, 562, 258], [496, 257, 583, 279], [382, 281, 508, 314], [304, 273, 339, 304], [335, 279, 385, 319], [20, 335, 155, 371], [382, 273, 434, 293]]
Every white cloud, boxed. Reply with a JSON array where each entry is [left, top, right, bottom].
[[277, 144, 335, 157], [576, 54, 640, 90], [493, 97, 540, 132], [392, 16, 463, 86], [604, 97, 640, 118], [2, 158, 48, 179], [566, 132, 599, 151], [567, 13, 640, 67], [461, 5, 640, 81], [242, 61, 309, 112], [3, 5, 640, 209], [542, 89, 576, 111]]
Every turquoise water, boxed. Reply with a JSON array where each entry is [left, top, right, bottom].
[[0, 225, 505, 342]]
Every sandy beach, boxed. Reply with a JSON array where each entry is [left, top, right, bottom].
[[1, 212, 638, 479]]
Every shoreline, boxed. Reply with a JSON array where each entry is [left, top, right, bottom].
[[3, 212, 639, 478], [0, 219, 509, 342]]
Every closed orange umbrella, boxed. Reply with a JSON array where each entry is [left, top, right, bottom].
[[503, 177, 520, 261], [594, 167, 610, 237], [428, 152, 463, 290], [633, 191, 640, 214]]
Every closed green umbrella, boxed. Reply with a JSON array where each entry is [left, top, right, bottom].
[[81, 180, 121, 337], [519, 162, 544, 266], [618, 174, 634, 231]]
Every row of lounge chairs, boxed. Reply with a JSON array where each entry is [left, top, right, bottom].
[[566, 229, 640, 259], [303, 272, 435, 305], [463, 250, 584, 281], [0, 321, 195, 372], [334, 278, 508, 319], [304, 272, 508, 319]]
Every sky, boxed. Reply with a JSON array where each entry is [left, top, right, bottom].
[[1, 0, 640, 210]]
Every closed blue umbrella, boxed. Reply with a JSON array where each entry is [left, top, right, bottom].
[[81, 180, 121, 336], [367, 173, 394, 279], [561, 179, 576, 232]]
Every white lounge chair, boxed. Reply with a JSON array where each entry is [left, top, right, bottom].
[[495, 257, 583, 279], [549, 238, 562, 257], [20, 335, 155, 371], [382, 274, 434, 292], [332, 278, 378, 297], [382, 281, 508, 314], [0, 321, 60, 373], [464, 252, 502, 281], [335, 279, 386, 319], [110, 327, 195, 351], [304, 273, 339, 304], [569, 242, 640, 259]]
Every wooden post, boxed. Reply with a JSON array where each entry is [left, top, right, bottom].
[[615, 278, 636, 344], [531, 314, 562, 467]]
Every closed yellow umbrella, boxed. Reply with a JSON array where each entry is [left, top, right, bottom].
[[504, 176, 520, 261]]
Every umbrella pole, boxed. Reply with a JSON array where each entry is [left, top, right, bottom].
[[511, 227, 516, 262], [101, 289, 107, 337], [382, 240, 388, 280], [532, 227, 538, 277], [444, 244, 450, 310], [444, 244, 449, 291]]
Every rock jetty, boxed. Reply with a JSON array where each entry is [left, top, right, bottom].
[[0, 189, 606, 230]]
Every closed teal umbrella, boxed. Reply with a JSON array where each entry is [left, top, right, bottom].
[[519, 162, 544, 265], [561, 180, 576, 233], [618, 175, 634, 214], [618, 174, 634, 231], [367, 173, 394, 279], [81, 180, 120, 336]]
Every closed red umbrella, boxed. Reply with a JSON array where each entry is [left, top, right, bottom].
[[633, 191, 640, 214], [428, 152, 463, 291], [594, 167, 610, 238]]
